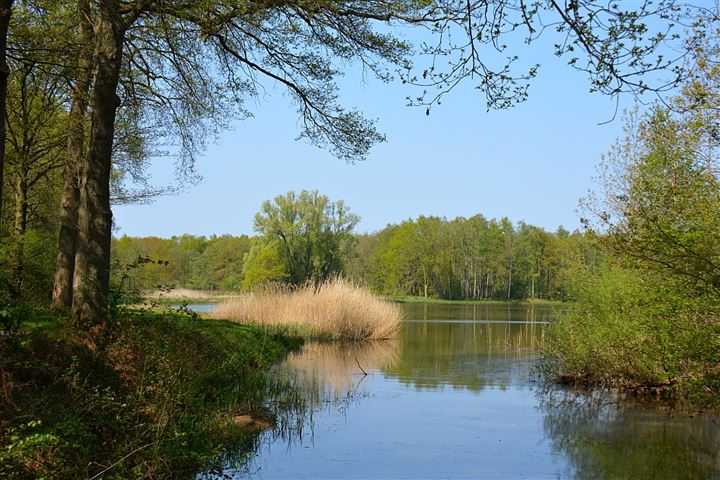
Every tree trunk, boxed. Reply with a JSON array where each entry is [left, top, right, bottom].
[[11, 171, 27, 293], [52, 0, 92, 309], [0, 0, 12, 234], [72, 0, 124, 327]]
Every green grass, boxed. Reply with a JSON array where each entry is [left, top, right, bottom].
[[0, 308, 302, 479]]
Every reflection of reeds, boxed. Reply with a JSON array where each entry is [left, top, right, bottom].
[[260, 341, 399, 446], [284, 341, 399, 396], [212, 278, 403, 340]]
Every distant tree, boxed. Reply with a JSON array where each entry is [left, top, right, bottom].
[[203, 235, 251, 291], [253, 190, 359, 286]]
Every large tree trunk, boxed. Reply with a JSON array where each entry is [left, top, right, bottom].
[[52, 0, 93, 310], [0, 0, 12, 234], [72, 0, 124, 326]]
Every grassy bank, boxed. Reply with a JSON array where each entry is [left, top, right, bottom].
[[0, 309, 302, 479], [213, 279, 403, 341], [390, 295, 565, 306]]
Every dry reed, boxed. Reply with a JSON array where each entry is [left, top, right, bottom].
[[211, 278, 403, 341]]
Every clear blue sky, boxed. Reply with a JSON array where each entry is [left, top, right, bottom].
[[114, 31, 640, 238]]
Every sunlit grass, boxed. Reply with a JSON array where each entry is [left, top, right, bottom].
[[212, 278, 403, 341]]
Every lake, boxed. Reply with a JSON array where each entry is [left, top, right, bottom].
[[207, 302, 720, 479]]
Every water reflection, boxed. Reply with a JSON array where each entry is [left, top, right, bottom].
[[540, 389, 720, 479], [220, 303, 720, 479], [401, 302, 556, 323], [384, 319, 545, 391], [283, 341, 398, 398]]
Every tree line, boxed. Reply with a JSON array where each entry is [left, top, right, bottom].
[[347, 216, 599, 301], [112, 199, 601, 302]]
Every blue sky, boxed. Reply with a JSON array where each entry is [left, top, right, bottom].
[[114, 29, 641, 238]]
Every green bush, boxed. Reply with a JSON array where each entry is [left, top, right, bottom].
[[542, 262, 720, 405]]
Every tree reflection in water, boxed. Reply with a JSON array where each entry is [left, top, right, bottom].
[[539, 389, 720, 479]]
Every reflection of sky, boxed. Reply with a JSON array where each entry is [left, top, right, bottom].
[[243, 376, 566, 479]]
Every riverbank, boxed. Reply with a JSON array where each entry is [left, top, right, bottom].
[[144, 288, 238, 305], [142, 289, 568, 309], [0, 309, 302, 479], [390, 295, 565, 306]]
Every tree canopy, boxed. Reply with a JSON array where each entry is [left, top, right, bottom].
[[250, 190, 359, 285]]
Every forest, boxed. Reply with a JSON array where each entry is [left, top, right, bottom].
[[111, 214, 598, 302]]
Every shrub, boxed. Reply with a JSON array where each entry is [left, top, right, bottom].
[[542, 263, 720, 404]]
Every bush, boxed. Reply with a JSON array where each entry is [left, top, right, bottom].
[[542, 263, 720, 405]]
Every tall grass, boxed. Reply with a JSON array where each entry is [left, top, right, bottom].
[[212, 278, 403, 341]]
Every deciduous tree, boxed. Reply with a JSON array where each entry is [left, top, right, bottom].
[[253, 190, 359, 285]]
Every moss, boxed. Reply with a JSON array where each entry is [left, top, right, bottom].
[[0, 310, 302, 479]]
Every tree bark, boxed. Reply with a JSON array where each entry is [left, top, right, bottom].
[[0, 0, 12, 234], [52, 0, 92, 310], [11, 171, 26, 293], [72, 0, 124, 326]]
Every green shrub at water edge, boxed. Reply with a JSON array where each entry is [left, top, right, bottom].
[[542, 263, 720, 406]]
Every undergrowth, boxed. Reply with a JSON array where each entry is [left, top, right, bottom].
[[0, 309, 302, 479], [541, 263, 720, 408]]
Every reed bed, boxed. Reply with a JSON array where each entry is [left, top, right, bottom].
[[212, 278, 403, 341]]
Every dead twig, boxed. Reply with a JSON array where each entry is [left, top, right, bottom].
[[355, 357, 368, 376], [88, 443, 153, 480]]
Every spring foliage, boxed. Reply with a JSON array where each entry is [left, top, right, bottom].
[[544, 56, 720, 404]]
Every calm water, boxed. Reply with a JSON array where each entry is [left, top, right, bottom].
[[173, 303, 218, 313], [213, 303, 720, 479]]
